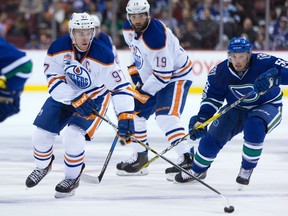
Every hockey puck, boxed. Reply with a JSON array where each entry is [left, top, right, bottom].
[[224, 206, 235, 213]]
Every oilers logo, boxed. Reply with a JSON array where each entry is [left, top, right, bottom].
[[132, 46, 143, 69], [65, 65, 92, 89]]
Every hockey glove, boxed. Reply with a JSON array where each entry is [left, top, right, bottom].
[[71, 93, 99, 117], [128, 64, 143, 86], [0, 75, 7, 89], [134, 87, 152, 114], [118, 112, 135, 144], [189, 115, 208, 141], [254, 68, 281, 94]]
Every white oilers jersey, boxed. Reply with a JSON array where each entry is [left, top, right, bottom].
[[44, 34, 134, 114], [123, 18, 193, 95]]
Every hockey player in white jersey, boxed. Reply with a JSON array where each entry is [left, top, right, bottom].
[[25, 12, 135, 198], [116, 0, 194, 179]]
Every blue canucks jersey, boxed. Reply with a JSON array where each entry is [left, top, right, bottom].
[[199, 53, 288, 119]]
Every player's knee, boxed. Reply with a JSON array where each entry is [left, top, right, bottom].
[[156, 115, 181, 132], [198, 134, 224, 158], [63, 125, 85, 154], [32, 127, 57, 151], [244, 117, 266, 143]]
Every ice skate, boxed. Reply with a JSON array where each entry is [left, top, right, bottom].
[[25, 155, 55, 188], [54, 163, 85, 198], [174, 169, 207, 183], [236, 167, 253, 190], [165, 152, 193, 181], [116, 151, 148, 176]]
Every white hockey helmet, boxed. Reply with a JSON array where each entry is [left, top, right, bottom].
[[91, 15, 101, 28], [126, 0, 150, 16], [68, 12, 95, 51]]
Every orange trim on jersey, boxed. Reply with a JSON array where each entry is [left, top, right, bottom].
[[153, 71, 171, 80], [48, 76, 66, 88], [178, 60, 192, 73], [87, 94, 111, 138], [86, 57, 115, 66], [89, 86, 106, 98], [47, 50, 73, 57], [167, 132, 186, 142], [171, 80, 184, 117]]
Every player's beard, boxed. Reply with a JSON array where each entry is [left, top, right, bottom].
[[132, 19, 149, 33]]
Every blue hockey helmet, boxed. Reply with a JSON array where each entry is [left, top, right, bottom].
[[227, 37, 252, 53]]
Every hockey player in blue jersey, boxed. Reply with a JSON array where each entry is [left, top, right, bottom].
[[25, 12, 135, 198], [116, 0, 194, 178], [0, 37, 32, 122], [174, 37, 288, 187]]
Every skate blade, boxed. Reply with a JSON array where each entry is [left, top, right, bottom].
[[166, 173, 178, 182], [54, 190, 75, 199], [238, 184, 245, 191], [116, 168, 149, 176]]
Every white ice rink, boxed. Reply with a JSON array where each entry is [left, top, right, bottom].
[[1, 92, 287, 216]]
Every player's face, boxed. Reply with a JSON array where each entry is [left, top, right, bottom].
[[229, 52, 250, 72], [129, 13, 149, 32], [73, 29, 94, 51]]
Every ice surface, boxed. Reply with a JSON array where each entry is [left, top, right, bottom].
[[0, 92, 287, 216]]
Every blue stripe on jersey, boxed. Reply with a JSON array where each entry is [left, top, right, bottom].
[[111, 91, 134, 97], [165, 127, 185, 136], [113, 82, 130, 91], [153, 73, 168, 84], [171, 67, 193, 79], [48, 80, 64, 94]]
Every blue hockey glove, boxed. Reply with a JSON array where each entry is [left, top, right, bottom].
[[71, 93, 99, 117], [0, 90, 20, 122], [0, 75, 7, 89], [134, 87, 152, 114], [254, 68, 281, 94], [128, 64, 143, 86], [118, 112, 135, 144], [189, 115, 208, 141]]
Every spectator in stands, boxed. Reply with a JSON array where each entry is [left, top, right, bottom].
[[194, 0, 219, 21], [237, 17, 257, 44], [271, 16, 288, 50], [196, 8, 219, 49], [222, 0, 240, 39], [180, 20, 202, 49]]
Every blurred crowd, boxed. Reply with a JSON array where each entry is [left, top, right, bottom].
[[0, 0, 288, 50]]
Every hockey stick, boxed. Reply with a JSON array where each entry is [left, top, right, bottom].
[[105, 114, 126, 145], [93, 113, 234, 212], [81, 135, 119, 184], [139, 90, 256, 170]]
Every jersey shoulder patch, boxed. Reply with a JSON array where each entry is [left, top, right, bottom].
[[142, 19, 166, 49]]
